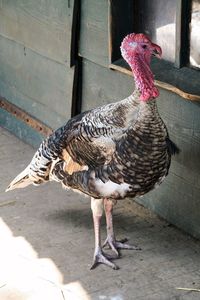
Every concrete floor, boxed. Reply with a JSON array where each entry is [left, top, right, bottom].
[[1, 127, 200, 300]]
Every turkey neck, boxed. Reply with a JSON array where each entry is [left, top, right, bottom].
[[129, 53, 159, 101]]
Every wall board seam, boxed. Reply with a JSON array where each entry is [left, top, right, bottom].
[[0, 33, 68, 67]]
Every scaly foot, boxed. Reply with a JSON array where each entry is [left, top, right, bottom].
[[103, 236, 141, 256], [90, 247, 119, 270]]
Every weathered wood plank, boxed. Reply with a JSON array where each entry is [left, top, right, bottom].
[[0, 35, 73, 129], [0, 96, 53, 137], [137, 168, 200, 239], [79, 0, 109, 67], [81, 58, 134, 111], [0, 109, 43, 148], [0, 0, 74, 66]]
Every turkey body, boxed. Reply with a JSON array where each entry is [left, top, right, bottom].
[[48, 90, 171, 200], [6, 33, 179, 270]]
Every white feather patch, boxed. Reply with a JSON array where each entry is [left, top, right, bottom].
[[95, 179, 131, 198]]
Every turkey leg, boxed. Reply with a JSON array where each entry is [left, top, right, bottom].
[[103, 198, 141, 255], [90, 198, 119, 270]]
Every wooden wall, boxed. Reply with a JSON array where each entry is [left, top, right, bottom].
[[0, 0, 76, 146], [0, 0, 200, 238]]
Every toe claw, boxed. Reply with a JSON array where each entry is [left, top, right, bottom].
[[112, 264, 119, 270], [90, 261, 98, 270], [115, 241, 141, 250]]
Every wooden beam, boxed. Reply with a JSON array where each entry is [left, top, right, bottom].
[[0, 96, 53, 137], [109, 60, 200, 101]]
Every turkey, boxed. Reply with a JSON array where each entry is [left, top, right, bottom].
[[6, 33, 179, 270]]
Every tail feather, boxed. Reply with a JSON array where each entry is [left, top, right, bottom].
[[166, 137, 180, 156], [6, 165, 33, 192], [6, 139, 54, 192]]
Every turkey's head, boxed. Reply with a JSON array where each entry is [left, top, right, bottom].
[[120, 33, 162, 101]]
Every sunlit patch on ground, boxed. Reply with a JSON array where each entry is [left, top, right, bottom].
[[0, 218, 91, 300]]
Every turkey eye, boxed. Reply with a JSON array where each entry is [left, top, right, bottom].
[[142, 44, 147, 49]]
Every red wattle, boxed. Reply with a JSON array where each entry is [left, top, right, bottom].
[[130, 55, 159, 101]]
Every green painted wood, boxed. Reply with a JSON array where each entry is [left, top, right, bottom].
[[137, 164, 200, 239], [81, 58, 134, 111], [81, 58, 200, 239], [0, 109, 43, 148], [79, 0, 109, 68], [0, 0, 74, 66], [0, 35, 74, 129]]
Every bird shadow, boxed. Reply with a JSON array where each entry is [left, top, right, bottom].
[[45, 204, 168, 242], [46, 207, 95, 229]]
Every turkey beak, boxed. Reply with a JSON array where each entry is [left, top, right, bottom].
[[152, 43, 162, 58]]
